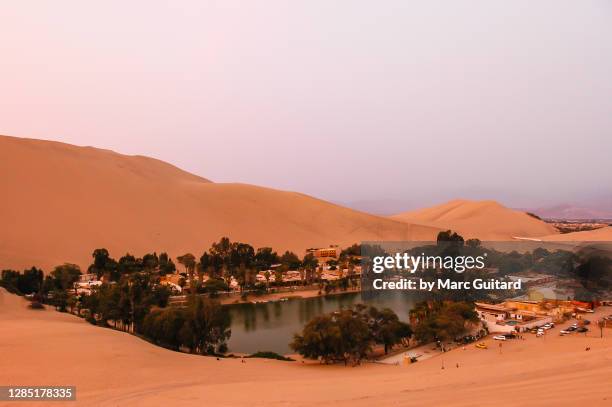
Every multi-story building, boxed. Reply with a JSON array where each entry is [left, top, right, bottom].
[[306, 245, 339, 259]]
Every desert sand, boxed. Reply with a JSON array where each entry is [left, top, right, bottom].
[[539, 226, 612, 242], [391, 199, 558, 241], [0, 135, 441, 271], [1, 288, 610, 406]]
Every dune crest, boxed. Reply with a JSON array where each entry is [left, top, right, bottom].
[[0, 135, 440, 270], [391, 199, 558, 241]]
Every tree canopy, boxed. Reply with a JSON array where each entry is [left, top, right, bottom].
[[410, 301, 478, 343], [291, 305, 411, 364]]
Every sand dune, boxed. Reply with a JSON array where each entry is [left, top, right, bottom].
[[1, 288, 610, 406], [539, 226, 612, 242], [0, 135, 440, 270], [391, 199, 558, 241]]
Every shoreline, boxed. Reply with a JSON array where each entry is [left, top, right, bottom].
[[169, 286, 363, 306]]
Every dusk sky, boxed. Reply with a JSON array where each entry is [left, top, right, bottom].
[[2, 1, 611, 211]]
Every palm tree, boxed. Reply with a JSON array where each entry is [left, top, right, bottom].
[[177, 253, 196, 290]]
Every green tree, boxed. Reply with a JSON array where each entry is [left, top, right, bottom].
[[302, 253, 318, 283], [178, 296, 231, 355], [50, 263, 82, 292], [142, 253, 159, 273], [118, 253, 144, 275], [50, 288, 69, 312], [88, 248, 118, 280], [368, 307, 412, 354], [201, 278, 229, 296], [340, 244, 361, 260], [17, 267, 44, 294], [158, 252, 176, 275], [291, 308, 372, 364], [254, 247, 279, 271], [210, 237, 233, 278], [412, 301, 478, 343], [177, 253, 196, 288], [142, 307, 186, 350], [291, 313, 343, 363], [1, 269, 21, 294], [199, 252, 213, 279], [291, 305, 402, 364], [437, 230, 465, 243], [280, 251, 301, 270]]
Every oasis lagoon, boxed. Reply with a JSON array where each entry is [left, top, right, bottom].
[[225, 291, 416, 354]]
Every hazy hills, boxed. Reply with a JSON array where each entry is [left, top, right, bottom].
[[528, 203, 612, 220]]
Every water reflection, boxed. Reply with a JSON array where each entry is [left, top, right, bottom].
[[226, 291, 416, 354]]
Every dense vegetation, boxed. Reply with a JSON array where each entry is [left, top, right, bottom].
[[409, 301, 480, 342], [0, 237, 363, 358], [1, 264, 83, 311], [290, 299, 482, 365], [291, 305, 411, 364], [358, 231, 612, 302], [434, 231, 612, 293], [81, 273, 172, 330], [2, 233, 609, 361], [141, 296, 230, 354], [1, 267, 44, 295]]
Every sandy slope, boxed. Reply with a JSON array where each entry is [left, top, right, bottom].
[[0, 135, 440, 270], [539, 226, 612, 242], [391, 199, 558, 241], [1, 288, 610, 406]]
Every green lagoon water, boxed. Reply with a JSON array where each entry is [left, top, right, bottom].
[[226, 291, 416, 354]]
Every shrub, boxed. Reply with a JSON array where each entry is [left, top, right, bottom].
[[247, 351, 294, 361]]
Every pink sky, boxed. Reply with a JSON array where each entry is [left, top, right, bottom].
[[1, 1, 611, 210]]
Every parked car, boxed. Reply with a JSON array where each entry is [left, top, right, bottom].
[[577, 327, 588, 333], [560, 330, 571, 335], [536, 331, 544, 337], [456, 335, 477, 344], [493, 335, 507, 341]]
